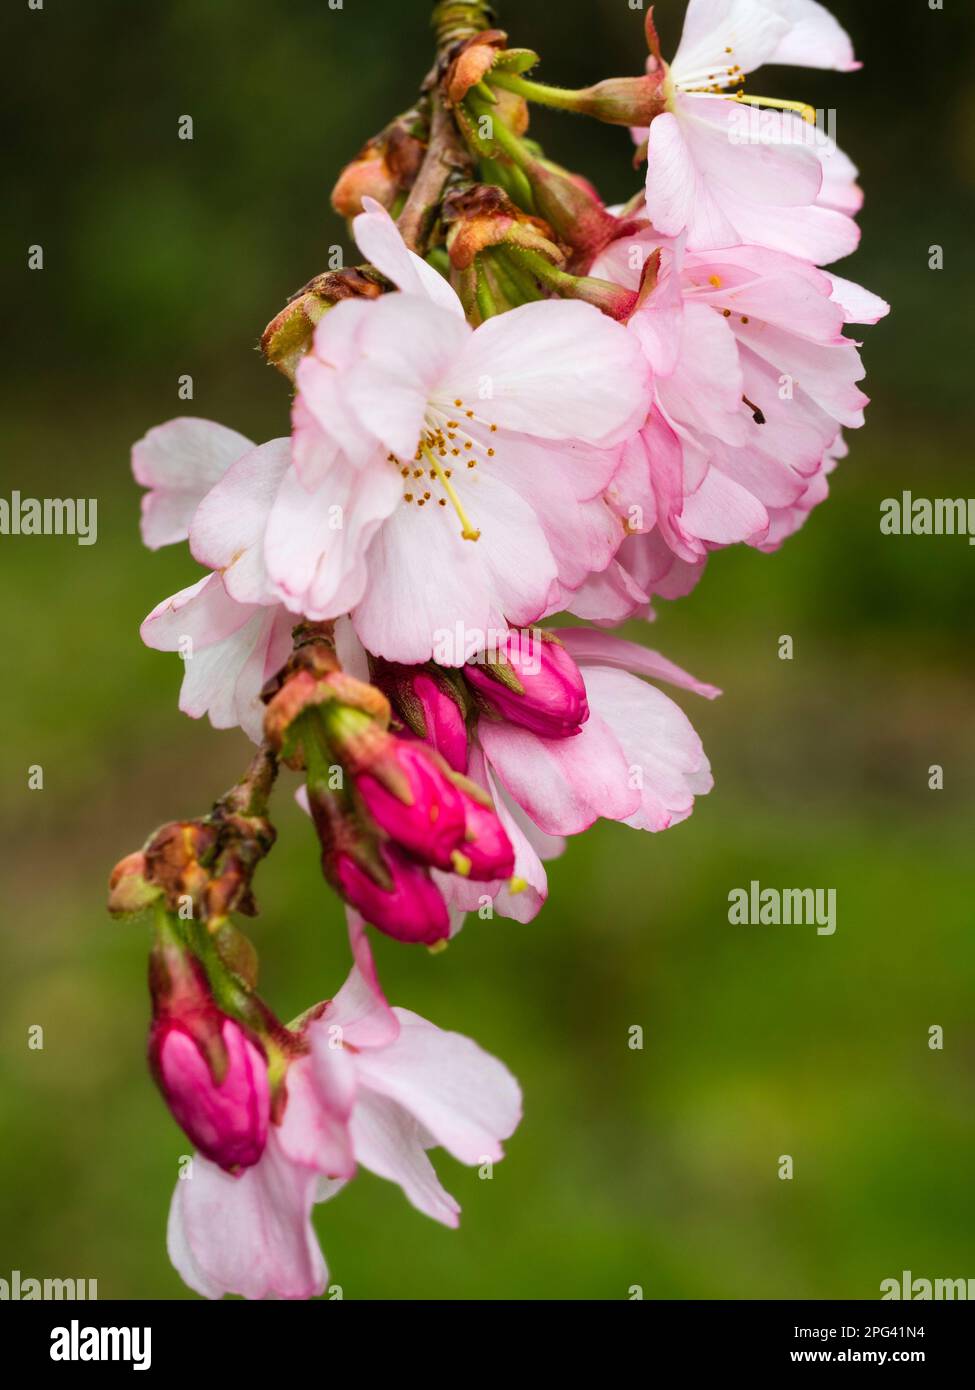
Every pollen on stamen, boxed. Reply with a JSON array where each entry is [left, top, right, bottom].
[[709, 275, 722, 288]]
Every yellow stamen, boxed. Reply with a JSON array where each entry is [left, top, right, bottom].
[[509, 876, 528, 895], [732, 92, 817, 124], [428, 939, 449, 956], [421, 442, 480, 541], [451, 850, 472, 877]]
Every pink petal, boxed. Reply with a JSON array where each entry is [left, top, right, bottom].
[[167, 1134, 326, 1301], [479, 712, 639, 837], [349, 1091, 461, 1228], [554, 629, 721, 699], [582, 666, 713, 832], [132, 417, 253, 549], [265, 443, 402, 621], [353, 1011, 522, 1167], [354, 198, 465, 317], [350, 470, 557, 665], [767, 0, 860, 72], [671, 0, 791, 84], [439, 299, 651, 447], [189, 439, 292, 604]]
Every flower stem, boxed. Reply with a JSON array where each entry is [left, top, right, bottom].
[[488, 70, 583, 114], [398, 93, 471, 254]]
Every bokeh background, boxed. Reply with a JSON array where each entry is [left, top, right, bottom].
[[2, 0, 973, 1299]]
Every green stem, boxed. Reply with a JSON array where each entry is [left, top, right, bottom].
[[488, 70, 586, 114], [504, 245, 575, 295], [475, 263, 500, 320]]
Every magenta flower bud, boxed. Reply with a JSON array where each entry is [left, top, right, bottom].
[[465, 634, 590, 738], [148, 942, 269, 1171], [410, 673, 470, 773], [371, 661, 470, 773], [150, 1015, 270, 1172], [458, 792, 516, 882], [333, 844, 450, 946], [356, 737, 467, 870]]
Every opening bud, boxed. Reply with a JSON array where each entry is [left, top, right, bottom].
[[465, 631, 590, 738]]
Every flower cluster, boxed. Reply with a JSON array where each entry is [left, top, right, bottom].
[[113, 0, 885, 1299]]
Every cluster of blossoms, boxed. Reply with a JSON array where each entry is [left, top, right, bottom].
[[111, 0, 885, 1299]]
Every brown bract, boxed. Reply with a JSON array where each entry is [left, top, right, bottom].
[[444, 29, 509, 105], [443, 184, 561, 270]]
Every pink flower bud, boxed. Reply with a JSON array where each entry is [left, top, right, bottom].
[[356, 738, 467, 870], [371, 661, 470, 773], [465, 634, 590, 739], [148, 943, 269, 1171], [151, 1016, 270, 1172], [333, 844, 450, 946], [458, 792, 516, 882]]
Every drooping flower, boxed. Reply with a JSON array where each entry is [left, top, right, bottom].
[[583, 231, 888, 608], [168, 924, 522, 1300], [638, 0, 863, 263], [264, 200, 651, 663]]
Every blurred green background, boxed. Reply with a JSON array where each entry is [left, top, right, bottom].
[[2, 0, 973, 1299]]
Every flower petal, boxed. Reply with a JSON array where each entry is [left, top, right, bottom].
[[132, 417, 253, 549], [438, 299, 651, 447]]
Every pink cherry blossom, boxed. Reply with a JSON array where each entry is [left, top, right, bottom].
[[585, 231, 888, 609], [640, 0, 863, 263], [264, 201, 651, 664], [168, 925, 521, 1299]]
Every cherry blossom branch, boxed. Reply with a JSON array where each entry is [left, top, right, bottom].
[[396, 91, 471, 254]]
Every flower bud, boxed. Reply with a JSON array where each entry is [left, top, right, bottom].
[[331, 120, 426, 219], [371, 661, 470, 773], [465, 632, 590, 738], [457, 789, 515, 882], [442, 184, 562, 273], [355, 737, 468, 871], [148, 932, 269, 1171], [261, 268, 386, 382], [513, 157, 622, 269], [108, 851, 161, 918], [332, 844, 451, 946]]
